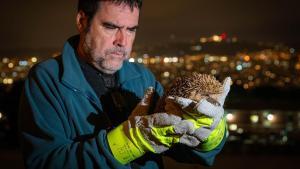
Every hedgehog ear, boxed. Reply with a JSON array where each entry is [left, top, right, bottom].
[[217, 77, 232, 106]]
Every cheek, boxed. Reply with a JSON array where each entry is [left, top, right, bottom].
[[90, 36, 109, 54], [89, 27, 113, 50], [128, 34, 136, 44]]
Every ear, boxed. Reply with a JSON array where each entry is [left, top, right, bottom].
[[76, 10, 88, 33]]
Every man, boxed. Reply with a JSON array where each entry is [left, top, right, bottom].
[[19, 0, 230, 168]]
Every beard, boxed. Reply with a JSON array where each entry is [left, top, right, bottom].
[[82, 34, 131, 74], [92, 46, 130, 74]]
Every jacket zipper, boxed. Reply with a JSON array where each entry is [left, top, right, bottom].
[[63, 83, 113, 129]]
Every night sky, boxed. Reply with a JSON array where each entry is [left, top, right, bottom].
[[0, 0, 299, 55]]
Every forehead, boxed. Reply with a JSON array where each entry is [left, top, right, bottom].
[[94, 1, 140, 26]]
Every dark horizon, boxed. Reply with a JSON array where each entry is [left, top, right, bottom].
[[0, 0, 299, 56]]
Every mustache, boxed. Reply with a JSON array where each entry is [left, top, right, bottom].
[[105, 47, 129, 57]]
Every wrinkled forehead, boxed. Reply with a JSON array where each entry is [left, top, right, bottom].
[[95, 1, 140, 25], [98, 0, 140, 13]]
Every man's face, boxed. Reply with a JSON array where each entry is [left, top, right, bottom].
[[78, 2, 140, 74]]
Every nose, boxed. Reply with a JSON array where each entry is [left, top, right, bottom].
[[113, 29, 127, 47]]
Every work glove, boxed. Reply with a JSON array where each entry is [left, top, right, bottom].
[[165, 77, 231, 151], [107, 87, 196, 164]]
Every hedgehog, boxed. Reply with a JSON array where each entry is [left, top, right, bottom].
[[154, 72, 223, 113]]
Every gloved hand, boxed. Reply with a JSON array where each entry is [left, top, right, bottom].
[[107, 87, 196, 164], [165, 77, 231, 151]]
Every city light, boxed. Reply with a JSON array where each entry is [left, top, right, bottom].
[[267, 114, 275, 121], [231, 37, 238, 42], [226, 113, 235, 122], [8, 63, 14, 68], [200, 37, 207, 43], [172, 57, 179, 63], [220, 56, 228, 62], [211, 69, 217, 75], [12, 72, 18, 77], [142, 54, 149, 58], [0, 112, 2, 120], [3, 78, 14, 84], [31, 57, 38, 63], [142, 58, 149, 65], [163, 57, 170, 63], [248, 75, 254, 81], [237, 128, 244, 134], [250, 114, 259, 123], [199, 33, 235, 43], [254, 64, 261, 70], [295, 63, 300, 70], [250, 81, 256, 87], [191, 45, 202, 51], [163, 71, 170, 77], [149, 58, 156, 64], [212, 35, 222, 42], [243, 83, 249, 90], [236, 80, 242, 85], [2, 57, 9, 63], [19, 60, 28, 66], [236, 65, 243, 71], [290, 48, 295, 54], [1, 72, 5, 78], [282, 136, 288, 143], [229, 124, 238, 131], [137, 58, 143, 63], [129, 58, 135, 62], [285, 77, 291, 83], [243, 55, 251, 62]]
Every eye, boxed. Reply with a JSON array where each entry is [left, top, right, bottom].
[[102, 22, 118, 30], [104, 24, 117, 30], [127, 27, 138, 34], [128, 28, 137, 33]]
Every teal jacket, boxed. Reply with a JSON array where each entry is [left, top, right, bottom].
[[19, 36, 226, 169]]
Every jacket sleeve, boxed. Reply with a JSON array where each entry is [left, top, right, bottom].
[[165, 128, 227, 166], [19, 66, 127, 169]]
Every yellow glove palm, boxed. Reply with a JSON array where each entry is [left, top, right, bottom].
[[108, 113, 182, 164], [108, 87, 193, 164]]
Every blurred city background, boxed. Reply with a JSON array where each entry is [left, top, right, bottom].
[[1, 0, 299, 169]]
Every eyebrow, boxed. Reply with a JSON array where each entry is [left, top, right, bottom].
[[102, 21, 139, 30]]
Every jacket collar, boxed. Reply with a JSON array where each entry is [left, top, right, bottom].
[[117, 60, 141, 85], [61, 36, 91, 90]]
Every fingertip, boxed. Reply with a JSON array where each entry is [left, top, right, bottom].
[[224, 77, 232, 87]]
